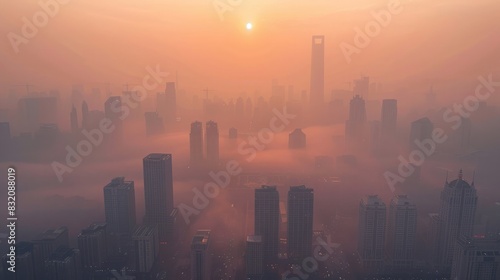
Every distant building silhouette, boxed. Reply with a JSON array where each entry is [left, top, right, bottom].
[[2, 242, 36, 280], [190, 121, 204, 165], [143, 154, 174, 243], [32, 227, 69, 277], [309, 36, 324, 105], [353, 76, 370, 98], [229, 127, 238, 139], [358, 195, 386, 273], [44, 246, 82, 280], [409, 117, 433, 150], [77, 223, 108, 274], [288, 128, 306, 149], [451, 236, 500, 279], [17, 96, 58, 132], [381, 99, 397, 137], [387, 195, 417, 272], [132, 225, 159, 273], [158, 82, 177, 124], [346, 95, 367, 143], [255, 186, 280, 264], [70, 105, 79, 134], [205, 121, 219, 165], [81, 100, 89, 129], [436, 170, 477, 269], [287, 185, 314, 262], [246, 235, 263, 280], [103, 177, 136, 238], [191, 230, 211, 280], [104, 96, 123, 141], [144, 112, 165, 136]]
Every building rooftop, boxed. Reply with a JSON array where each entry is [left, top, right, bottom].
[[34, 227, 68, 241], [247, 235, 262, 243], [144, 153, 171, 161], [104, 177, 134, 190]]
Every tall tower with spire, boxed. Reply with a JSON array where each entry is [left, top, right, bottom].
[[436, 169, 478, 269]]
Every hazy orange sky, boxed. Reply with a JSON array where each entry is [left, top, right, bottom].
[[1, 0, 499, 96]]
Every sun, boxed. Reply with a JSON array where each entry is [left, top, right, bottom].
[[246, 22, 253, 30]]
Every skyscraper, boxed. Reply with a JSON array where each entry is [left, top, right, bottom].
[[158, 82, 177, 124], [77, 223, 108, 272], [287, 185, 314, 261], [2, 242, 36, 280], [381, 99, 397, 137], [309, 35, 324, 105], [436, 170, 478, 269], [346, 95, 367, 143], [255, 186, 280, 264], [132, 225, 159, 273], [409, 117, 433, 150], [205, 121, 219, 165], [81, 100, 89, 129], [191, 230, 211, 280], [44, 246, 82, 280], [353, 76, 370, 98], [70, 105, 78, 134], [103, 177, 136, 236], [190, 121, 204, 165], [104, 96, 123, 141], [451, 236, 500, 279], [358, 195, 386, 273], [144, 112, 165, 135], [32, 227, 69, 277], [143, 153, 174, 242], [387, 195, 417, 272], [288, 128, 306, 149], [246, 235, 263, 280]]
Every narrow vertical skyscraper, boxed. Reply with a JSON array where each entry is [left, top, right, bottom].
[[346, 95, 367, 142], [387, 195, 417, 272], [287, 185, 314, 261], [358, 195, 386, 273], [255, 186, 280, 264], [309, 36, 324, 105], [191, 230, 211, 280], [245, 235, 263, 280], [205, 121, 219, 165], [103, 177, 136, 236], [409, 117, 433, 150], [81, 100, 89, 129], [132, 225, 159, 273], [190, 121, 204, 165], [104, 96, 123, 141], [143, 153, 174, 242], [70, 105, 78, 134], [381, 99, 397, 137], [436, 170, 477, 269], [77, 223, 108, 273]]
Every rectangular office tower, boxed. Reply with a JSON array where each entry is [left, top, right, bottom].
[[451, 236, 500, 279], [387, 195, 417, 272], [2, 242, 36, 280], [255, 186, 280, 264], [143, 153, 174, 243], [103, 177, 136, 237], [381, 99, 397, 137], [32, 227, 69, 278], [358, 195, 386, 273], [191, 230, 211, 280], [77, 223, 108, 272], [190, 121, 204, 165], [287, 185, 314, 262], [205, 121, 219, 165], [44, 246, 82, 280], [132, 225, 159, 273], [436, 170, 477, 269], [246, 235, 263, 280], [309, 35, 324, 105]]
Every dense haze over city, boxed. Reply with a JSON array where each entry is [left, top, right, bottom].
[[1, 0, 500, 279]]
